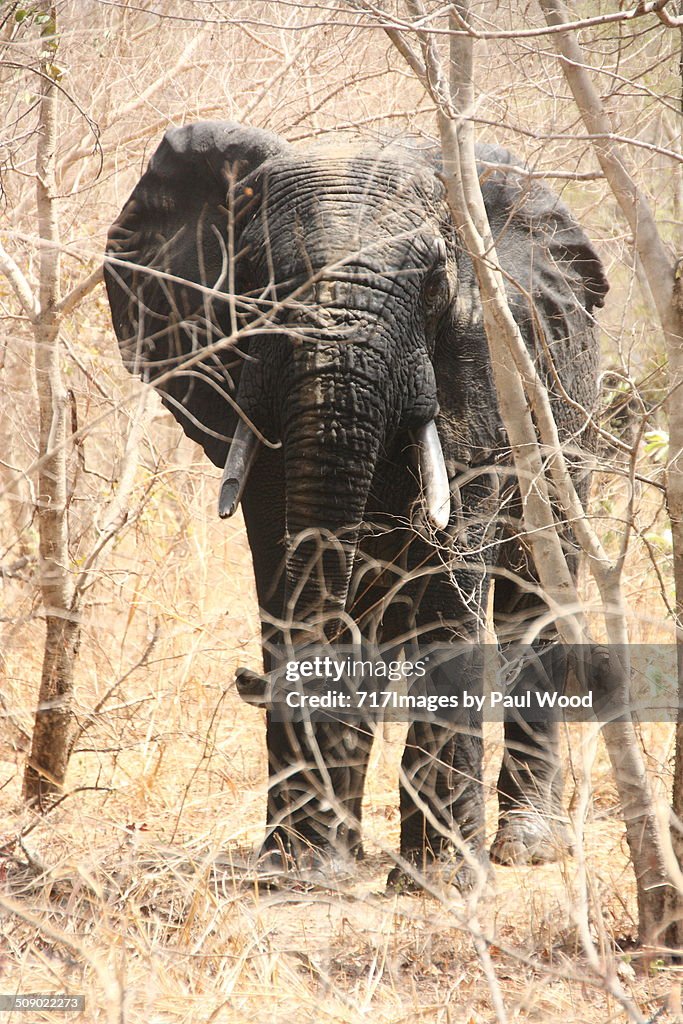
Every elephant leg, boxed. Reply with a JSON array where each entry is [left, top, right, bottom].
[[262, 717, 372, 868], [490, 575, 573, 865], [242, 457, 374, 867], [379, 544, 491, 892], [342, 723, 371, 860], [389, 710, 488, 892]]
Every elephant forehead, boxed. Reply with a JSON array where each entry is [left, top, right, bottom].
[[294, 142, 434, 186], [262, 151, 436, 244]]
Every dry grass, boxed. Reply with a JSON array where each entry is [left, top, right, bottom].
[[0, 675, 675, 1022], [0, 482, 676, 1021], [0, 677, 671, 1024]]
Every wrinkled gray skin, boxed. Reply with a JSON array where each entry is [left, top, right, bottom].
[[105, 122, 608, 886]]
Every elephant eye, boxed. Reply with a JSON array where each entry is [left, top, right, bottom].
[[422, 266, 450, 312]]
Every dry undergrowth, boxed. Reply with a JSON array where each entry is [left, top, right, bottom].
[[0, 450, 677, 1022]]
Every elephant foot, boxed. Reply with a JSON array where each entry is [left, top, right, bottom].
[[256, 835, 358, 886], [386, 848, 492, 897], [490, 810, 574, 865]]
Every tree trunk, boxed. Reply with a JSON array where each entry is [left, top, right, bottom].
[[385, 0, 670, 949], [665, 3, 683, 951], [23, 3, 79, 804], [23, 616, 80, 801]]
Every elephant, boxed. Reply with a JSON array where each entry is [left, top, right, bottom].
[[105, 121, 608, 887]]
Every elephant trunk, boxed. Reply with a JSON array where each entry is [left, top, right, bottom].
[[282, 347, 381, 641]]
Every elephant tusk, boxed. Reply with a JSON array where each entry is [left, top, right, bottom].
[[218, 418, 259, 518], [414, 421, 451, 531]]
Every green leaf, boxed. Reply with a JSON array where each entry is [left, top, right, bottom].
[[38, 14, 57, 37], [643, 429, 669, 464], [43, 61, 63, 82]]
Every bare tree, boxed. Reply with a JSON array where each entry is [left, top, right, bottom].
[[0, 2, 79, 800], [0, 0, 421, 802], [0, 3, 148, 802]]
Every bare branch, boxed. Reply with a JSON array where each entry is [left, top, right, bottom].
[[71, 387, 150, 602], [0, 239, 39, 322], [347, 0, 683, 40], [538, 0, 676, 327], [56, 264, 103, 316]]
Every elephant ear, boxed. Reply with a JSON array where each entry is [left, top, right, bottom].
[[105, 121, 290, 467], [472, 144, 608, 436], [475, 143, 609, 315]]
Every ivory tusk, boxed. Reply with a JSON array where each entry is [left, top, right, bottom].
[[218, 418, 259, 518], [414, 421, 451, 531]]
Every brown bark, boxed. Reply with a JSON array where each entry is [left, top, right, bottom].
[[23, 616, 80, 802], [23, 4, 79, 803]]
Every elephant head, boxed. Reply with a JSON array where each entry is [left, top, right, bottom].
[[105, 121, 607, 645], [107, 124, 458, 636], [106, 121, 609, 872]]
